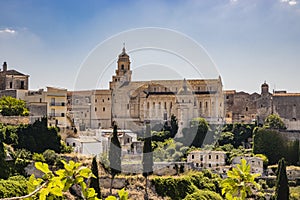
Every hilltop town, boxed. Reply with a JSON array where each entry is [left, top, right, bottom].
[[0, 48, 299, 199]]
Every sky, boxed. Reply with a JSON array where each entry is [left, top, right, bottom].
[[0, 0, 299, 93]]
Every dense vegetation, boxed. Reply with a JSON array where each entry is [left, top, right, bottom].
[[253, 128, 300, 165], [0, 96, 29, 116], [0, 113, 299, 199], [152, 170, 222, 200]]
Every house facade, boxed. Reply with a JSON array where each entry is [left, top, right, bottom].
[[187, 150, 226, 168]]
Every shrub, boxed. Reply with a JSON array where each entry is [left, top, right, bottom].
[[0, 175, 27, 198], [184, 190, 223, 200], [152, 171, 222, 199]]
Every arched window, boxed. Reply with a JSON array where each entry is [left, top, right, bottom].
[[121, 64, 124, 70]]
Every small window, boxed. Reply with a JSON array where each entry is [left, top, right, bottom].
[[103, 107, 105, 112], [95, 107, 97, 112], [208, 164, 211, 167], [209, 155, 211, 159], [121, 64, 124, 70], [127, 104, 129, 110], [200, 102, 202, 108], [216, 155, 219, 159], [95, 99, 97, 103], [226, 95, 229, 99], [191, 155, 194, 159], [164, 102, 167, 109], [246, 107, 248, 111], [108, 98, 110, 101], [73, 143, 76, 147], [147, 102, 150, 109], [61, 113, 65, 117], [102, 99, 104, 102], [205, 102, 208, 108], [20, 81, 25, 89], [182, 99, 184, 103], [9, 82, 12, 88]]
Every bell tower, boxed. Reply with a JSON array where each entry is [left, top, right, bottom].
[[110, 44, 132, 90]]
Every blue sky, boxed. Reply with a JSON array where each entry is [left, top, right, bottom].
[[0, 0, 299, 93]]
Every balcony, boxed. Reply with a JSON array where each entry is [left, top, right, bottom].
[[50, 102, 66, 106]]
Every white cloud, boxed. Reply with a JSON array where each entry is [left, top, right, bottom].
[[289, 0, 297, 6], [0, 28, 16, 34], [281, 0, 298, 6]]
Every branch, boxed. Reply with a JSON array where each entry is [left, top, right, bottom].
[[0, 181, 48, 200]]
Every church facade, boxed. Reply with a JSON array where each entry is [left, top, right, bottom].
[[69, 47, 225, 132]]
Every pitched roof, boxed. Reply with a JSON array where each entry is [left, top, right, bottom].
[[1, 69, 27, 76]]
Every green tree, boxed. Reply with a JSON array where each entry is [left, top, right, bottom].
[[90, 156, 101, 199], [142, 121, 153, 199], [264, 114, 286, 130], [287, 140, 300, 165], [221, 159, 260, 200], [190, 118, 209, 147], [15, 118, 61, 153], [275, 158, 289, 200], [218, 131, 234, 146], [0, 133, 8, 179], [253, 128, 287, 165], [108, 123, 121, 194], [0, 96, 29, 116], [170, 114, 179, 137]]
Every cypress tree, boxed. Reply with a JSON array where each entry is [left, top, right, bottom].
[[143, 121, 153, 199], [90, 156, 101, 198], [0, 133, 8, 179], [108, 123, 121, 194], [275, 158, 289, 200]]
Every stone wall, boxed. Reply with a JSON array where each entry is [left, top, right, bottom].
[[0, 115, 30, 125], [280, 131, 300, 141]]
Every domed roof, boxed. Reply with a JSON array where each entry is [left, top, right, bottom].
[[261, 81, 268, 87], [177, 79, 193, 95], [119, 45, 129, 58]]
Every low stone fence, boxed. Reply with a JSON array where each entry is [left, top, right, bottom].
[[0, 115, 30, 125]]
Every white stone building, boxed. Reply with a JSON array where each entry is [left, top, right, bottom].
[[187, 150, 226, 168]]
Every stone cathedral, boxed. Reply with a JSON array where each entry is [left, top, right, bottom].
[[107, 47, 225, 132]]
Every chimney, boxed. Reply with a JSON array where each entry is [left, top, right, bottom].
[[2, 62, 7, 72]]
